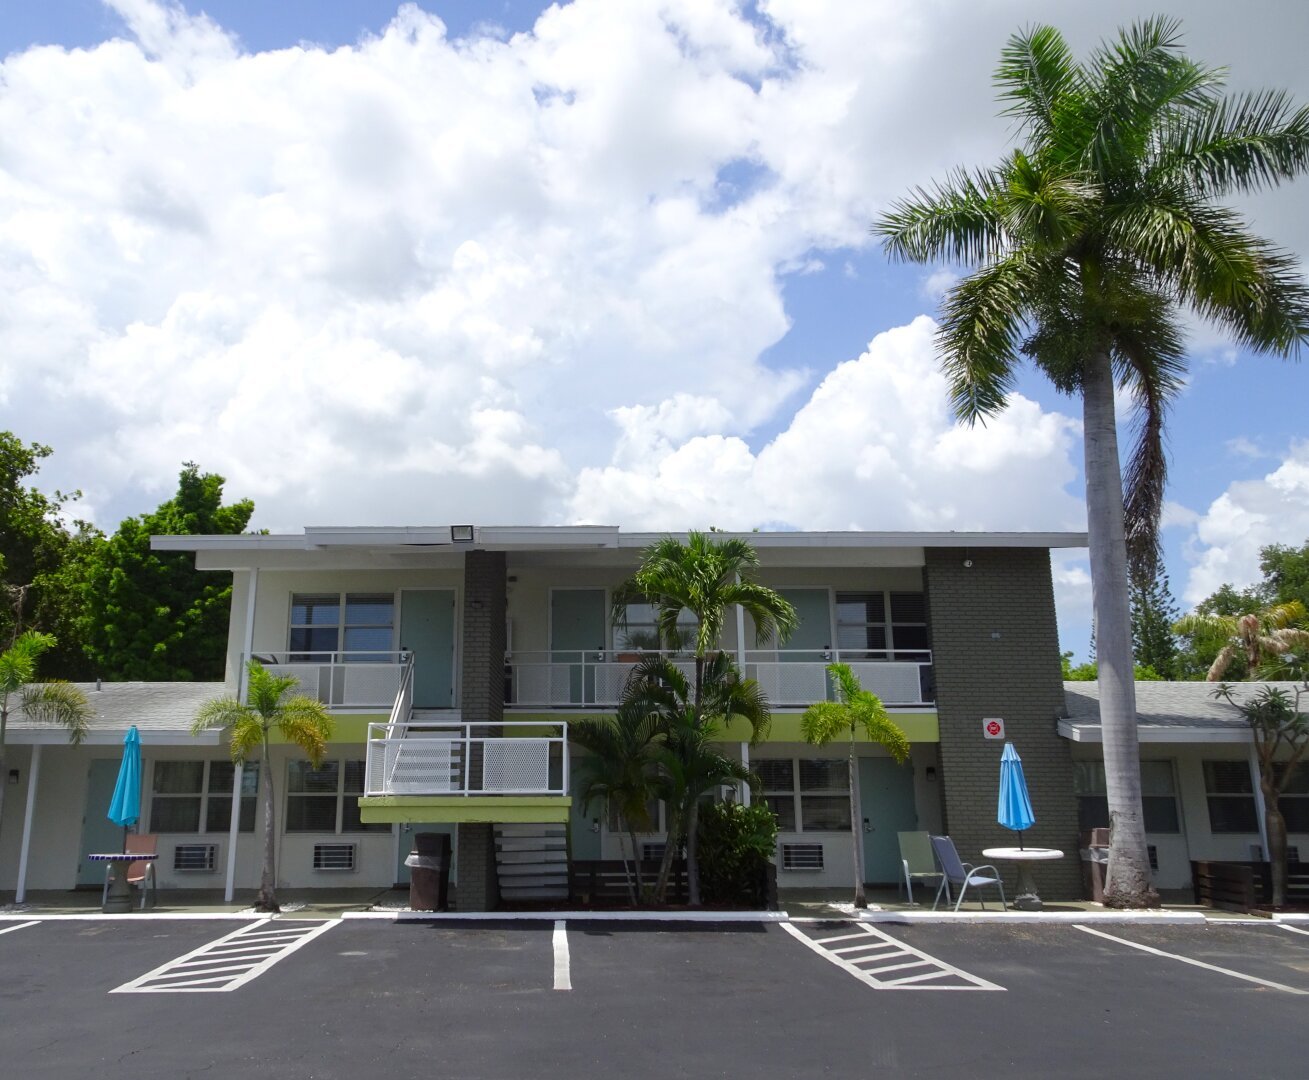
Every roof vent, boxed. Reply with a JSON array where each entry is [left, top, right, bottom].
[[451, 525, 475, 543]]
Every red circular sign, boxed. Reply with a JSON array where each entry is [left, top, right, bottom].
[[985, 720, 1002, 736]]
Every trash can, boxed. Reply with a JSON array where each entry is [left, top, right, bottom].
[[406, 831, 452, 912], [1081, 827, 1110, 903]]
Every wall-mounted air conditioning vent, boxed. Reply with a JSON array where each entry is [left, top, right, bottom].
[[782, 843, 824, 871], [173, 844, 218, 872], [313, 843, 357, 872]]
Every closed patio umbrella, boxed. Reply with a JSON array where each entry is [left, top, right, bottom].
[[107, 725, 142, 848], [997, 741, 1035, 848]]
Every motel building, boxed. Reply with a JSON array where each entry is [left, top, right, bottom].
[[3, 526, 1302, 908]]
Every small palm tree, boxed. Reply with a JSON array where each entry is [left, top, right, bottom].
[[801, 664, 910, 909], [193, 661, 333, 912], [572, 703, 662, 904], [0, 631, 92, 839], [1175, 600, 1309, 680]]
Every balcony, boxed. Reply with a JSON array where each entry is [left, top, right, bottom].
[[504, 650, 935, 709], [244, 651, 412, 710], [363, 720, 568, 797]]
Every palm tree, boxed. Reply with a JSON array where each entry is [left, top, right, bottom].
[[873, 18, 1309, 906], [193, 661, 333, 912], [801, 663, 910, 908], [613, 531, 798, 712], [624, 652, 771, 904], [0, 631, 92, 840], [1175, 600, 1309, 680], [571, 703, 662, 904]]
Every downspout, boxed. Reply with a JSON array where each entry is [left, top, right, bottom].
[[15, 744, 42, 903], [226, 567, 258, 902]]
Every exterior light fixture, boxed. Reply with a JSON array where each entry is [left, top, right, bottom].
[[451, 525, 475, 543]]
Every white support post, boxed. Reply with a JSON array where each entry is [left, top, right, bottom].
[[740, 741, 751, 807], [237, 567, 259, 701], [15, 744, 42, 903], [223, 761, 244, 903], [1249, 739, 1269, 860]]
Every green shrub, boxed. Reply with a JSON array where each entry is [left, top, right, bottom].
[[697, 802, 778, 908]]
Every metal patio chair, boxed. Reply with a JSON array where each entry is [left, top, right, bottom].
[[897, 831, 942, 905], [101, 833, 159, 911], [929, 834, 1006, 911]]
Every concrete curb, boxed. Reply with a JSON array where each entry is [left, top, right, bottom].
[[845, 909, 1208, 925], [1269, 913, 1309, 924], [0, 912, 275, 922], [345, 909, 790, 923]]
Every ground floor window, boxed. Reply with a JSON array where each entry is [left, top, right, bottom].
[[757, 757, 851, 832], [606, 797, 663, 834], [150, 760, 260, 834], [1074, 759, 1180, 834], [1203, 760, 1260, 834], [286, 760, 389, 833]]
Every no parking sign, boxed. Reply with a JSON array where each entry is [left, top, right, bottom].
[[983, 718, 1005, 740]]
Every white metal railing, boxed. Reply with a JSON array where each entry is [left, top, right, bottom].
[[365, 721, 569, 797], [504, 649, 934, 707], [244, 651, 413, 709]]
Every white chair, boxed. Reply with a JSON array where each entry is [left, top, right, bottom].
[[897, 830, 942, 904]]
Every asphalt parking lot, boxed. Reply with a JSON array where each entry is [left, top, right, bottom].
[[2, 916, 1308, 1078]]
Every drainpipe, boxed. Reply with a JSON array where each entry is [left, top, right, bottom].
[[226, 567, 259, 902], [238, 568, 259, 701], [15, 744, 42, 903]]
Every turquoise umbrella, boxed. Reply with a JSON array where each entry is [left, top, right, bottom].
[[108, 725, 142, 847], [997, 741, 1035, 848]]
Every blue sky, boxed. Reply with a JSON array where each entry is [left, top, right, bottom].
[[2, 1, 1307, 661]]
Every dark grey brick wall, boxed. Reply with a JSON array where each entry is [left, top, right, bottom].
[[925, 547, 1081, 900], [461, 549, 507, 726], [455, 823, 500, 911]]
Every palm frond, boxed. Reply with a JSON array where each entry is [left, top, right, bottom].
[[18, 681, 93, 744], [277, 698, 334, 766], [0, 631, 56, 695], [800, 700, 849, 747], [994, 23, 1080, 143], [228, 715, 264, 763], [192, 696, 251, 734], [1206, 643, 1240, 681], [872, 167, 1009, 265]]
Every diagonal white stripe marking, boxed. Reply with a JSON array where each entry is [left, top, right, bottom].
[[781, 923, 1003, 992], [1277, 924, 1309, 939], [832, 941, 900, 955], [553, 920, 571, 991], [856, 959, 932, 975], [0, 921, 39, 936], [815, 931, 877, 945], [1075, 925, 1309, 995]]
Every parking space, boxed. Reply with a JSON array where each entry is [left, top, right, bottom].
[[2, 917, 1308, 1078]]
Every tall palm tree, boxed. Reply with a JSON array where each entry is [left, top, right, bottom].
[[572, 703, 662, 904], [873, 18, 1309, 906], [1175, 600, 1309, 680], [624, 652, 770, 904], [801, 664, 910, 909], [193, 661, 333, 912], [0, 630, 93, 841], [614, 532, 798, 712]]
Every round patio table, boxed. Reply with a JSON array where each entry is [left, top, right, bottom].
[[982, 847, 1064, 911], [87, 853, 159, 913]]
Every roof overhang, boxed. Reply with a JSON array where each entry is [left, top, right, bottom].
[[8, 729, 223, 747], [1058, 719, 1253, 744]]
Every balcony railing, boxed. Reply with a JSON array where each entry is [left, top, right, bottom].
[[244, 651, 413, 710], [365, 721, 568, 797], [505, 650, 934, 708]]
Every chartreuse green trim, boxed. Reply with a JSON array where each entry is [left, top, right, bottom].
[[509, 711, 939, 743], [359, 795, 572, 824]]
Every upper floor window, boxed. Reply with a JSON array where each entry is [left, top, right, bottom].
[[614, 600, 697, 653], [835, 591, 927, 660], [289, 593, 394, 660]]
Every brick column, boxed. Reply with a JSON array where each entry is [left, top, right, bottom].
[[461, 549, 507, 725], [455, 823, 500, 911], [924, 547, 1081, 900]]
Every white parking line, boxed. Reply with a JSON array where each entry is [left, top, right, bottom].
[[553, 920, 571, 991], [112, 919, 337, 994], [1074, 925, 1309, 996], [783, 922, 1004, 991], [0, 920, 39, 937], [1278, 924, 1309, 939]]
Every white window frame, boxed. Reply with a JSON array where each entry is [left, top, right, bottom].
[[285, 759, 388, 834], [287, 592, 396, 657], [756, 756, 851, 833], [148, 760, 260, 835]]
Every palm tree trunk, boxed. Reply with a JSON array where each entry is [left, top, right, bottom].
[[687, 799, 701, 906], [1083, 350, 1156, 908], [848, 734, 866, 908], [256, 733, 279, 912], [1264, 791, 1288, 908], [627, 826, 645, 904], [654, 805, 680, 903]]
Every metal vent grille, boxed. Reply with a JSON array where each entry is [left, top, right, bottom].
[[782, 843, 824, 871], [173, 844, 217, 872], [642, 843, 666, 862], [1147, 845, 1158, 871], [313, 843, 357, 872]]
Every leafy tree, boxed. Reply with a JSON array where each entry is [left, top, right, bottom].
[[78, 463, 254, 680], [1061, 652, 1163, 682], [1131, 572, 1181, 679], [800, 663, 910, 908], [192, 662, 333, 912], [1258, 542, 1309, 612], [873, 18, 1309, 906], [1174, 600, 1309, 680], [0, 631, 93, 846], [1213, 681, 1309, 907]]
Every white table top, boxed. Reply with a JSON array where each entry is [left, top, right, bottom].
[[982, 847, 1064, 861], [87, 852, 159, 861]]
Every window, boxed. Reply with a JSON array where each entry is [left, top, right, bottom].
[[289, 593, 394, 660], [1273, 762, 1309, 834], [286, 760, 389, 833], [835, 593, 886, 658], [889, 592, 929, 659], [150, 760, 259, 834], [757, 758, 850, 832], [1203, 760, 1260, 834], [1074, 760, 1180, 834], [614, 600, 697, 653], [607, 797, 662, 834]]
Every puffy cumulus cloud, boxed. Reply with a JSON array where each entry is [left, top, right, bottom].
[[1180, 442, 1309, 607], [569, 316, 1086, 532]]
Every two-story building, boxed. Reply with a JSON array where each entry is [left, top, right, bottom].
[[2, 525, 1093, 907]]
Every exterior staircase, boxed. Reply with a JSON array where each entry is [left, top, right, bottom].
[[494, 823, 569, 902]]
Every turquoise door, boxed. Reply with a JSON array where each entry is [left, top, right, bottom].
[[858, 757, 918, 884], [551, 589, 606, 705], [395, 822, 457, 886], [400, 590, 456, 709], [78, 759, 130, 886], [569, 759, 602, 860], [779, 589, 831, 657]]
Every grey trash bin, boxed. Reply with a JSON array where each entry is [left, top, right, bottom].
[[406, 832, 452, 912]]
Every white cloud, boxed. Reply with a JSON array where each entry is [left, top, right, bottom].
[[920, 268, 959, 301], [1181, 441, 1309, 606], [1225, 436, 1262, 460]]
